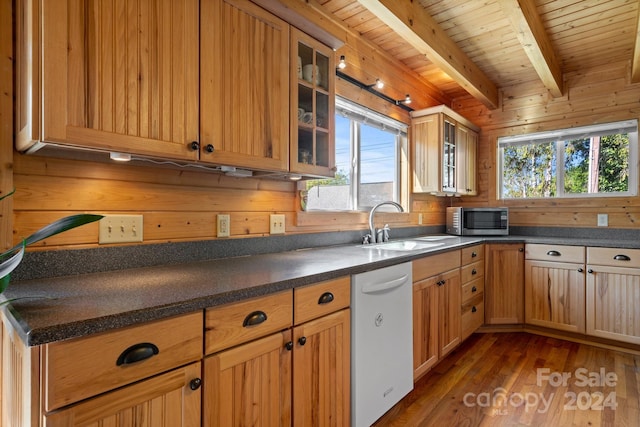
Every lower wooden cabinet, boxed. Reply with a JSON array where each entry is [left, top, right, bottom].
[[484, 243, 525, 324], [460, 244, 484, 339], [203, 277, 351, 426], [45, 362, 202, 427], [203, 332, 292, 426], [525, 244, 586, 334], [586, 247, 640, 345], [412, 251, 461, 380], [1, 312, 204, 427]]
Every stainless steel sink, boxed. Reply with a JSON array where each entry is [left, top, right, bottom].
[[412, 235, 458, 241], [360, 240, 444, 251]]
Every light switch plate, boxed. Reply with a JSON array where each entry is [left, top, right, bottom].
[[270, 214, 286, 234], [217, 214, 230, 237], [597, 213, 608, 227], [99, 215, 143, 244]]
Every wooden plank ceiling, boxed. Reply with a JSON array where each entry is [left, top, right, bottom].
[[316, 0, 640, 110]]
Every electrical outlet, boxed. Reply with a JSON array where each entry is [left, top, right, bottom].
[[99, 215, 143, 244], [217, 214, 230, 237], [597, 213, 608, 227], [270, 214, 286, 234]]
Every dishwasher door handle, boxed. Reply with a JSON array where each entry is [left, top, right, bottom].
[[361, 274, 410, 294]]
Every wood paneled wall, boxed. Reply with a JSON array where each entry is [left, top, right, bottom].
[[0, 0, 13, 251], [454, 59, 640, 229]]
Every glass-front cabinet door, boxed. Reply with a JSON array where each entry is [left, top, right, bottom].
[[290, 28, 335, 177]]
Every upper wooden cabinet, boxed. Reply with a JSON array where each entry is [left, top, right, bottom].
[[410, 105, 479, 196], [16, 0, 200, 160], [16, 0, 321, 174], [289, 28, 336, 177], [200, 0, 290, 171]]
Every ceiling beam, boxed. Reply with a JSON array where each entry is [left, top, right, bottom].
[[498, 0, 564, 97], [631, 0, 640, 83], [356, 0, 499, 110]]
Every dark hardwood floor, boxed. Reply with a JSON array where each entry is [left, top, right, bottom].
[[374, 332, 640, 426]]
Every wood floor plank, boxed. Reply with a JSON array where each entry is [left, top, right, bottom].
[[374, 332, 640, 426]]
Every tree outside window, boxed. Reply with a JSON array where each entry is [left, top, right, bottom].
[[499, 120, 637, 199]]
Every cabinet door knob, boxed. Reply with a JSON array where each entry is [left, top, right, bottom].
[[471, 306, 477, 313], [285, 341, 293, 351], [588, 269, 594, 274], [472, 286, 477, 292], [189, 378, 202, 391], [578, 268, 584, 273], [189, 141, 200, 151], [298, 336, 307, 346], [243, 311, 267, 327], [518, 247, 524, 252], [613, 254, 631, 261], [471, 268, 477, 275], [546, 250, 561, 256], [318, 292, 334, 305], [116, 343, 159, 366], [204, 144, 215, 153]]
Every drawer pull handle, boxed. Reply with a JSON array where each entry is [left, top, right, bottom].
[[243, 311, 267, 327], [471, 268, 477, 275], [471, 252, 477, 258], [189, 378, 202, 391], [318, 292, 335, 305], [471, 306, 477, 313], [472, 286, 477, 292], [546, 250, 561, 256], [614, 254, 631, 261], [116, 343, 159, 366]]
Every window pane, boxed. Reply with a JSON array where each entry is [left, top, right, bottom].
[[359, 123, 397, 208], [501, 142, 557, 198], [305, 114, 351, 210], [564, 133, 629, 195]]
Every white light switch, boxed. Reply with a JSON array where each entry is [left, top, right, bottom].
[[99, 215, 143, 243]]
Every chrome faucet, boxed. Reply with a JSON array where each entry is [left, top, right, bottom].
[[366, 201, 404, 244]]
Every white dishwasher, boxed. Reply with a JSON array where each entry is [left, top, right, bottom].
[[351, 262, 413, 427]]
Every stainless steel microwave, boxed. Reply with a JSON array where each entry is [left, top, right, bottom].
[[446, 207, 509, 236]]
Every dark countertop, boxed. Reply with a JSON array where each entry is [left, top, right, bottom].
[[3, 233, 640, 347]]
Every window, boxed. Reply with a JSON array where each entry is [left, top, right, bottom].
[[305, 97, 407, 211], [498, 120, 637, 199]]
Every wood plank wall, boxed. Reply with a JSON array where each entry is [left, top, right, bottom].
[[0, 0, 13, 251], [454, 59, 640, 229]]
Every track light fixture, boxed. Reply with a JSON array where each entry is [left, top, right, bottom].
[[396, 94, 412, 105], [337, 55, 346, 69]]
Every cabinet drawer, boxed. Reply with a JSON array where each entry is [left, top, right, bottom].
[[461, 277, 484, 303], [526, 244, 584, 263], [205, 291, 292, 355], [461, 244, 484, 265], [461, 261, 484, 284], [461, 294, 484, 339], [43, 312, 203, 412], [587, 247, 640, 268], [413, 251, 461, 282], [294, 276, 350, 324]]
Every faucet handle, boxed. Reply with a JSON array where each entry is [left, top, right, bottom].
[[362, 234, 372, 244], [381, 224, 390, 242]]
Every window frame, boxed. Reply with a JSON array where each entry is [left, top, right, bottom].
[[304, 97, 408, 212], [497, 120, 638, 200]]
